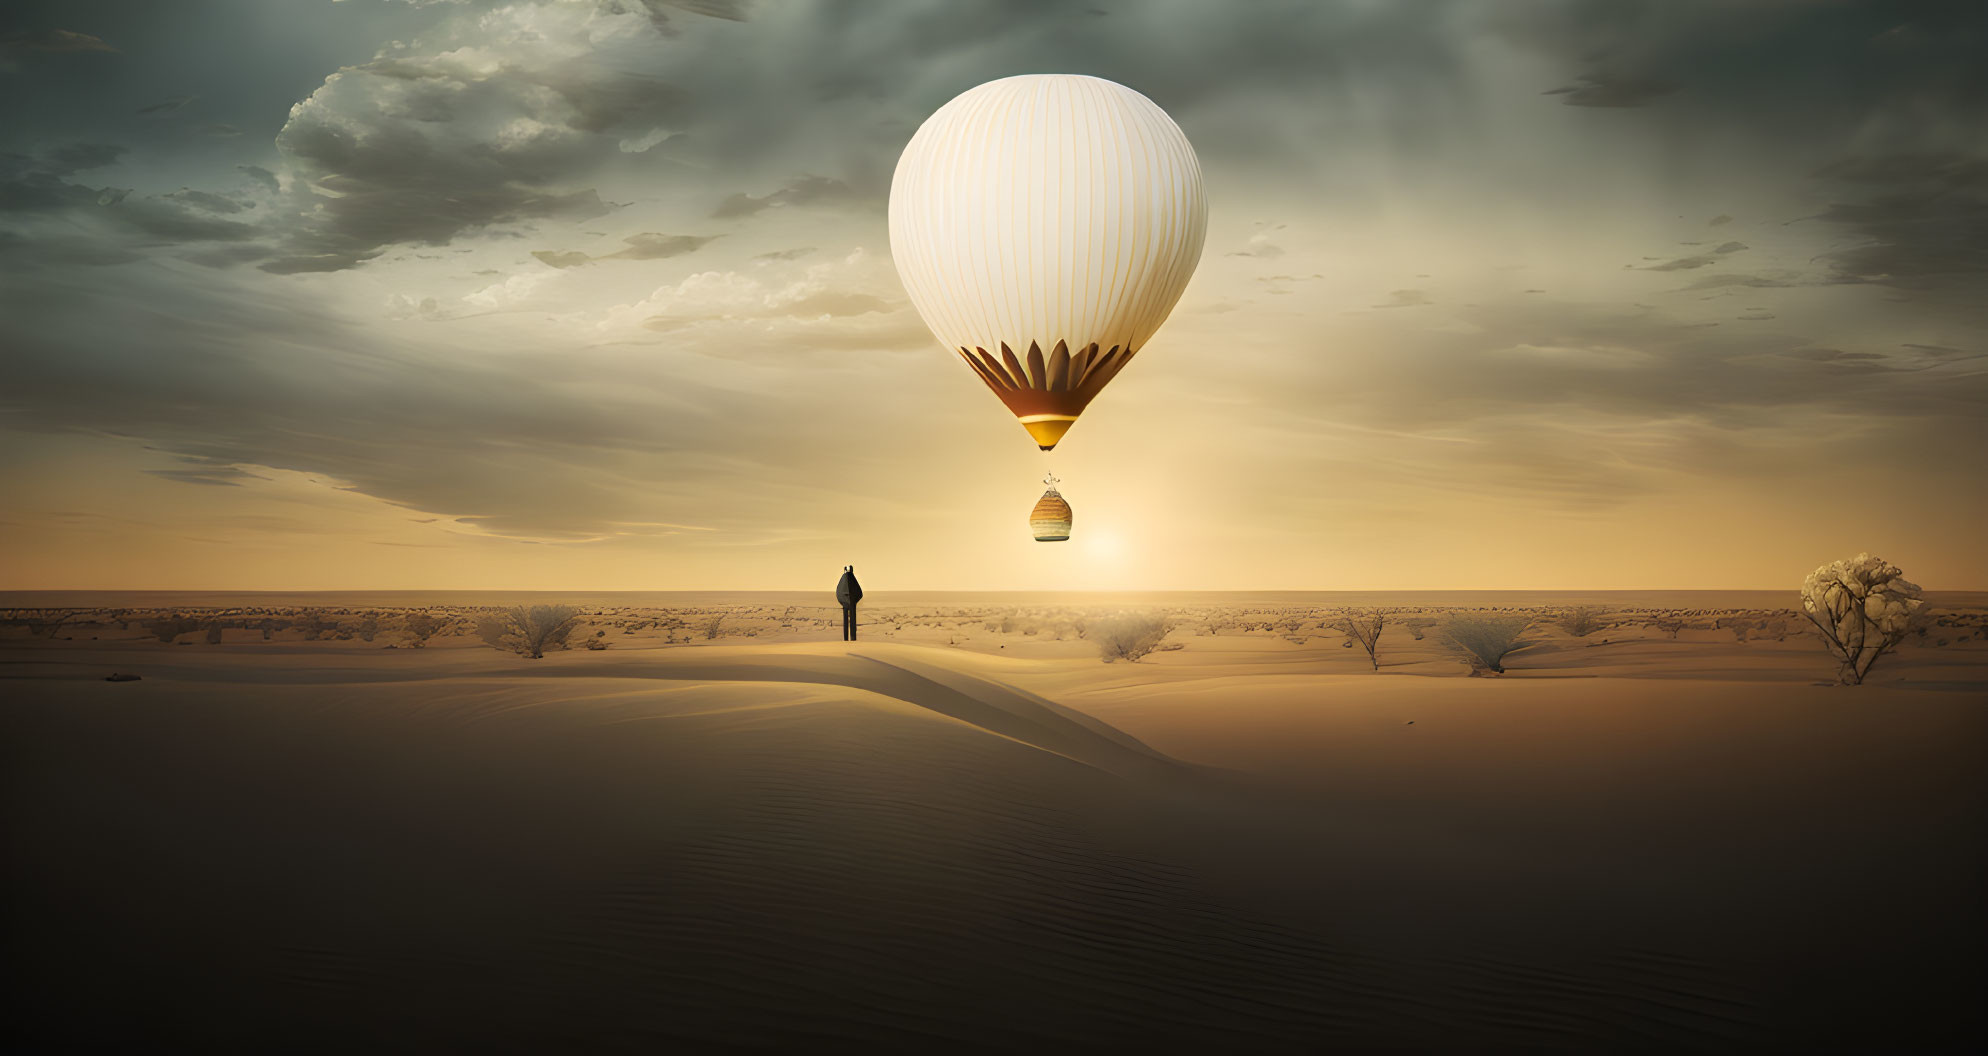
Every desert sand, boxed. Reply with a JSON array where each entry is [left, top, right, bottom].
[[5, 594, 1986, 1050]]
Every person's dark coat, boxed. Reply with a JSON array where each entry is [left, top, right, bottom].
[[836, 567, 862, 607]]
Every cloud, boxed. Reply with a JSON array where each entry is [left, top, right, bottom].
[[41, 142, 125, 175], [627, 0, 751, 35], [1, 28, 116, 54], [1682, 272, 1810, 291], [712, 174, 861, 218], [0, 145, 259, 246], [257, 1, 757, 273], [1640, 254, 1719, 272], [532, 231, 717, 268], [531, 250, 594, 269], [237, 165, 280, 193], [1371, 289, 1431, 309], [1542, 72, 1679, 108], [612, 248, 901, 331], [1810, 152, 1988, 288], [136, 95, 196, 115], [0, 260, 863, 541], [1226, 230, 1284, 259], [144, 461, 264, 487]]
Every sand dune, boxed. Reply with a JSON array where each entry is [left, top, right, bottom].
[[6, 636, 1985, 1050]]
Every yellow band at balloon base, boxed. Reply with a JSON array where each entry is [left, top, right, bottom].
[[1019, 414, 1077, 450]]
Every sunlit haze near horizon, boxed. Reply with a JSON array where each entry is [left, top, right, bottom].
[[3, 0, 1983, 591]]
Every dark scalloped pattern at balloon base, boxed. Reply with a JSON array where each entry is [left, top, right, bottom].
[[957, 339, 1138, 422]]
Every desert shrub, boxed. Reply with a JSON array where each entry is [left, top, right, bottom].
[[478, 605, 580, 659], [1334, 611, 1385, 670], [1441, 613, 1534, 674], [404, 612, 441, 646], [703, 614, 726, 639], [204, 624, 223, 645], [3, 608, 80, 639], [1650, 615, 1687, 639], [1800, 553, 1930, 685], [1557, 607, 1605, 637], [1092, 612, 1170, 663], [147, 617, 193, 643], [1404, 617, 1438, 641], [357, 616, 380, 642]]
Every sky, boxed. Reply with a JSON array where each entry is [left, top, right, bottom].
[[1, 0, 1983, 592]]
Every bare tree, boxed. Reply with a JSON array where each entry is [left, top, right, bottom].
[[1333, 610, 1385, 670], [1801, 554, 1929, 685], [1441, 613, 1534, 675], [477, 605, 580, 659], [3, 608, 81, 639]]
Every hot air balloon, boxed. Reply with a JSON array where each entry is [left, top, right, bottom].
[[889, 74, 1207, 539]]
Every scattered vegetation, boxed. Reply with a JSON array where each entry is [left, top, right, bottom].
[[1334, 611, 1385, 670], [1, 608, 80, 639], [1441, 613, 1535, 675], [1091, 612, 1171, 663], [1556, 606, 1606, 637], [478, 605, 580, 659], [404, 612, 442, 647]]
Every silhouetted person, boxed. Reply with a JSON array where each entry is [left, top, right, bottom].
[[836, 565, 862, 641]]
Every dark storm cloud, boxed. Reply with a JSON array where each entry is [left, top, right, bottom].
[[0, 143, 259, 247], [3, 0, 1984, 533], [621, 0, 751, 35], [1810, 152, 1988, 288], [1217, 296, 1988, 508], [1325, 300, 1988, 432], [247, 2, 756, 273], [0, 260, 922, 539], [1491, 1, 1987, 298], [41, 142, 123, 175], [236, 165, 278, 192], [1541, 72, 1679, 108]]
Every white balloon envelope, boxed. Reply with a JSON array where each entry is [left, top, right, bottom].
[[889, 74, 1208, 451]]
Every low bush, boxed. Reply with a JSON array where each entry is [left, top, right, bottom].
[[1441, 613, 1535, 674], [1557, 607, 1606, 637], [1092, 612, 1170, 663], [478, 605, 580, 659]]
